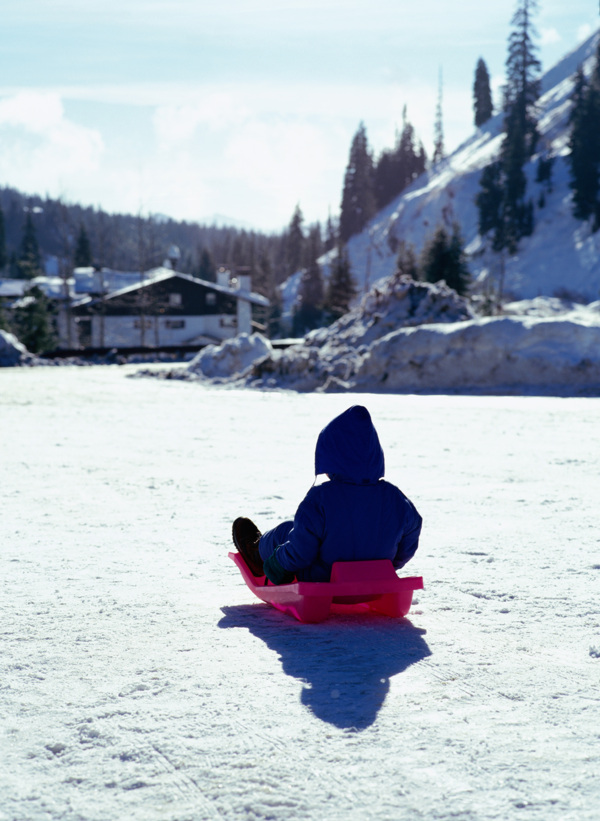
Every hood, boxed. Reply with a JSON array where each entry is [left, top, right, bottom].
[[314, 405, 385, 484]]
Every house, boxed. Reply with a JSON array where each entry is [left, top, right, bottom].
[[58, 267, 269, 350]]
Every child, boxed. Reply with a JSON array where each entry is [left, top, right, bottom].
[[232, 405, 422, 585]]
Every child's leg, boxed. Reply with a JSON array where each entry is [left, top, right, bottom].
[[258, 521, 293, 562]]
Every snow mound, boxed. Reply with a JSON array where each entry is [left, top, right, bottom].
[[350, 314, 600, 394], [245, 277, 474, 391], [238, 279, 600, 394], [187, 333, 273, 379], [0, 330, 39, 367]]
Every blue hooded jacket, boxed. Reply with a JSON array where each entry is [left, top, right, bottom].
[[274, 406, 422, 582]]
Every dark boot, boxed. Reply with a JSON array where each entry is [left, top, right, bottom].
[[232, 517, 263, 577]]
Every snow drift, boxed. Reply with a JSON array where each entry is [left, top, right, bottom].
[[172, 279, 600, 395], [349, 312, 600, 394], [238, 280, 600, 394], [187, 332, 273, 379]]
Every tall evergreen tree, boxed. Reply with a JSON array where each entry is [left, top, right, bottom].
[[476, 0, 540, 255], [13, 285, 56, 352], [197, 247, 217, 281], [324, 244, 357, 321], [293, 226, 325, 335], [339, 122, 376, 242], [17, 213, 43, 279], [324, 213, 337, 253], [374, 107, 427, 209], [394, 240, 419, 281], [432, 68, 445, 165], [568, 47, 600, 226], [74, 223, 92, 267], [0, 206, 6, 271], [420, 223, 470, 296], [503, 0, 541, 154], [285, 204, 305, 276], [473, 58, 494, 127], [475, 161, 504, 246], [0, 208, 8, 271]]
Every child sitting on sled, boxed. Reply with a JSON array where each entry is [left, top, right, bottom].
[[232, 405, 422, 585]]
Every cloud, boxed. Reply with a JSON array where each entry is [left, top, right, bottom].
[[0, 91, 104, 197], [540, 27, 561, 47], [577, 23, 592, 44]]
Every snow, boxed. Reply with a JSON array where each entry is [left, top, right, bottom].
[[199, 280, 600, 394], [187, 333, 273, 379], [1, 365, 600, 820]]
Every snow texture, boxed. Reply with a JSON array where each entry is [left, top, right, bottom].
[[1, 366, 599, 821]]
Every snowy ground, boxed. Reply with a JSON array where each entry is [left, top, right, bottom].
[[1, 366, 599, 821]]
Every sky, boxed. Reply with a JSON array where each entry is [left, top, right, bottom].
[[0, 1, 598, 233]]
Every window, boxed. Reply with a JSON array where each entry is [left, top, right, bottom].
[[205, 292, 216, 306], [165, 319, 185, 329], [169, 292, 182, 307]]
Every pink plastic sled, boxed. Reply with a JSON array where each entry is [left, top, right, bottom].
[[229, 551, 423, 624]]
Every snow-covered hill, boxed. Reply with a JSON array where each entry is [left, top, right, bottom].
[[282, 30, 600, 316]]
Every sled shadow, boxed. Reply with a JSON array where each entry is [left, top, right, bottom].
[[218, 604, 431, 730]]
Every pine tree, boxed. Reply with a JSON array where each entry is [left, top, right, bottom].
[[432, 69, 445, 165], [339, 123, 376, 242], [568, 48, 600, 226], [503, 0, 541, 154], [324, 245, 357, 321], [285, 204, 305, 276], [446, 224, 471, 295], [394, 240, 419, 281], [500, 101, 532, 252], [293, 227, 325, 334], [74, 223, 92, 267], [324, 214, 337, 252], [420, 223, 470, 296], [13, 285, 56, 352], [197, 247, 217, 281], [0, 298, 10, 332], [475, 162, 504, 243], [0, 206, 6, 271], [476, 0, 540, 255], [374, 107, 427, 209], [473, 58, 494, 127], [17, 213, 43, 279]]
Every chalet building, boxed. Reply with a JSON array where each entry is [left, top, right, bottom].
[[58, 267, 268, 350]]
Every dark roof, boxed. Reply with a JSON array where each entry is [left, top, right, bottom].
[[72, 268, 269, 310]]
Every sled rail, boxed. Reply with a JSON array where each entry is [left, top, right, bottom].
[[229, 552, 423, 623]]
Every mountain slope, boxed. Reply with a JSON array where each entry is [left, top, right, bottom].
[[289, 30, 600, 311]]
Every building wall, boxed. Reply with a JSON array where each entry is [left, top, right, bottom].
[[83, 313, 241, 348]]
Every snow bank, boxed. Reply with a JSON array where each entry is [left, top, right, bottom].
[[0, 329, 39, 367], [246, 277, 474, 391], [351, 314, 600, 393], [187, 332, 273, 379], [238, 280, 600, 394]]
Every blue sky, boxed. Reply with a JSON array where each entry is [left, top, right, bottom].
[[0, 1, 597, 232]]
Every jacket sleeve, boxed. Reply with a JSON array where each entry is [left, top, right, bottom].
[[393, 497, 423, 569], [275, 488, 325, 573]]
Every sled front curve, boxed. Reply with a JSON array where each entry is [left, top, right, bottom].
[[229, 551, 423, 623]]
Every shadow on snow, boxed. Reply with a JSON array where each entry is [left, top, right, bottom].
[[218, 604, 431, 730]]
